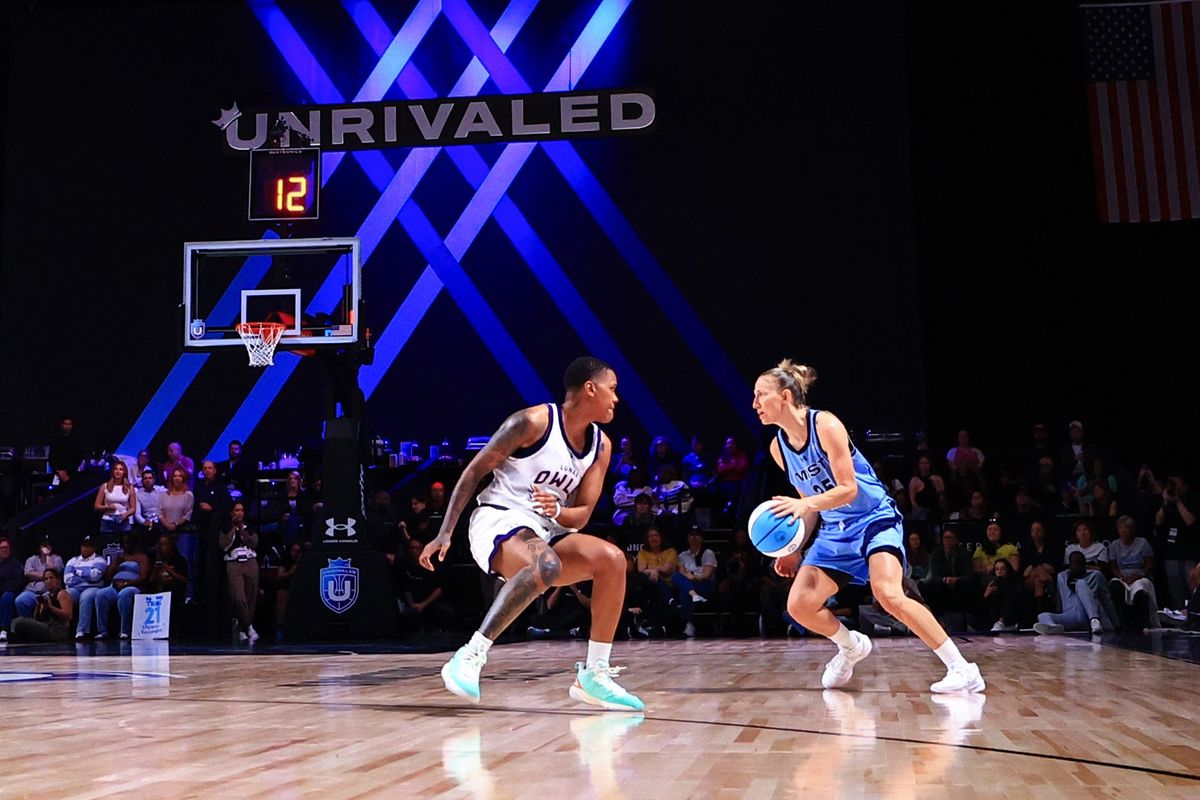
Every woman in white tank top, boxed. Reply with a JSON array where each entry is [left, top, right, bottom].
[[94, 461, 136, 534]]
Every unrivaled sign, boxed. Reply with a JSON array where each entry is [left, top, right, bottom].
[[213, 89, 656, 151]]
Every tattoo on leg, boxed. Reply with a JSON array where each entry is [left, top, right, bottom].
[[479, 535, 562, 640]]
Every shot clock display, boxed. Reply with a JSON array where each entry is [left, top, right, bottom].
[[248, 147, 320, 221]]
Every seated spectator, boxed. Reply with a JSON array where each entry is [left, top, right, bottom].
[[94, 460, 136, 536], [134, 449, 154, 482], [14, 536, 65, 621], [134, 466, 166, 551], [1058, 420, 1099, 484], [0, 538, 24, 641], [160, 467, 197, 604], [612, 467, 654, 526], [1020, 520, 1061, 611], [528, 582, 591, 640], [981, 558, 1026, 632], [950, 490, 991, 523], [220, 501, 260, 643], [946, 429, 985, 493], [908, 455, 947, 522], [718, 528, 765, 618], [673, 528, 717, 637], [634, 527, 677, 635], [920, 529, 974, 618], [405, 493, 435, 541], [617, 483, 658, 529], [1034, 551, 1117, 635], [647, 436, 679, 484], [161, 441, 195, 488], [95, 534, 149, 639], [8, 568, 73, 643], [397, 537, 457, 632], [148, 534, 190, 606], [1004, 485, 1045, 534], [654, 465, 693, 516], [609, 436, 639, 481], [263, 541, 302, 640], [1080, 480, 1119, 534], [681, 435, 714, 490], [905, 530, 931, 582], [367, 489, 407, 559], [1107, 516, 1158, 629], [63, 535, 107, 639], [1064, 520, 1108, 577], [972, 521, 1019, 574], [714, 436, 750, 514]]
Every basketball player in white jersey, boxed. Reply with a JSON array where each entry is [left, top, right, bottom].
[[420, 357, 643, 711]]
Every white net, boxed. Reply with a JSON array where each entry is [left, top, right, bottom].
[[235, 322, 286, 367]]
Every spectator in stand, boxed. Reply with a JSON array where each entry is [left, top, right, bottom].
[[94, 534, 149, 639], [715, 435, 750, 514], [428, 482, 447, 516], [1034, 551, 1115, 635], [396, 537, 457, 633], [1157, 475, 1199, 610], [49, 416, 85, 486], [1004, 486, 1045, 536], [134, 449, 154, 481], [1065, 520, 1109, 577], [946, 429, 985, 493], [266, 541, 302, 640], [94, 461, 136, 536], [161, 442, 195, 489], [0, 538, 24, 641], [1107, 516, 1158, 629], [406, 492, 434, 541], [217, 439, 256, 498], [981, 558, 1025, 632], [612, 467, 654, 526], [528, 582, 591, 640], [134, 467, 165, 551], [14, 536, 65, 620], [682, 435, 714, 490], [1023, 422, 1054, 471], [147, 534, 189, 613], [8, 569, 73, 643], [1030, 456, 1063, 513], [654, 465, 693, 517], [908, 455, 946, 521], [621, 492, 659, 531], [1058, 420, 1101, 484], [1080, 480, 1119, 536], [609, 436, 639, 481], [647, 436, 679, 484], [673, 528, 717, 637], [920, 529, 974, 618], [1020, 520, 1061, 612], [1136, 463, 1165, 518], [160, 467, 196, 603], [635, 527, 677, 634], [193, 460, 231, 535], [367, 490, 407, 561], [905, 531, 931, 582], [972, 521, 1019, 574], [951, 490, 991, 524], [220, 501, 260, 643], [62, 535, 107, 639], [717, 528, 764, 622]]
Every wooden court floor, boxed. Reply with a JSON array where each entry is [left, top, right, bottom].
[[1, 635, 1198, 799]]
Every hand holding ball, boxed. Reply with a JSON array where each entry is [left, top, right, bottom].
[[748, 501, 807, 558]]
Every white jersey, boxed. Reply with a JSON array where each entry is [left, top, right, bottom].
[[476, 403, 603, 514]]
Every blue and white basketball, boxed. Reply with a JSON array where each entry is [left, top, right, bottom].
[[747, 501, 806, 558]]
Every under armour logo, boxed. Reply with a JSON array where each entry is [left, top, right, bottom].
[[324, 518, 357, 538]]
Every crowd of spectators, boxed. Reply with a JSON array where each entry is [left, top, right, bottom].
[[3, 418, 1197, 644]]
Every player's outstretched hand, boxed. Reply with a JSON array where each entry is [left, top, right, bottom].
[[419, 533, 451, 571]]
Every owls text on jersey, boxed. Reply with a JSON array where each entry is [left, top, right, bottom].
[[776, 408, 896, 524], [475, 403, 603, 515]]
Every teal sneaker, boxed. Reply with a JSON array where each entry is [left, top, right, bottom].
[[569, 660, 645, 711], [441, 645, 486, 703]]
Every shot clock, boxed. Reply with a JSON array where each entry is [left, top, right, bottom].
[[248, 147, 320, 222]]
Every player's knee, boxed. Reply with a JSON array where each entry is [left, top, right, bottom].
[[874, 586, 907, 615], [599, 542, 626, 574], [532, 547, 563, 589], [786, 590, 822, 619]]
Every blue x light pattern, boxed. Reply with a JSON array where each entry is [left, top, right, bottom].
[[118, 0, 752, 462]]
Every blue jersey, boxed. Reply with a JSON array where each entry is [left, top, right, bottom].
[[776, 408, 897, 528]]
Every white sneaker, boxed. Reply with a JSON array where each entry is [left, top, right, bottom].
[[238, 631, 249, 643], [1090, 618, 1103, 635], [1033, 622, 1065, 635], [930, 661, 986, 694], [119, 633, 129, 640], [683, 622, 696, 638], [248, 626, 260, 644], [442, 645, 487, 703], [990, 621, 1017, 633], [821, 631, 872, 689], [0, 630, 7, 642]]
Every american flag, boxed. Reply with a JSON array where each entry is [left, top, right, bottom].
[[1083, 1, 1200, 222]]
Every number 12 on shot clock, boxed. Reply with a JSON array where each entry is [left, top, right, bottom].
[[248, 147, 320, 221]]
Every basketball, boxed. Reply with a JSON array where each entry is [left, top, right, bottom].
[[747, 500, 806, 558]]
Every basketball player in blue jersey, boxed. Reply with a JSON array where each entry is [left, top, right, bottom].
[[754, 360, 985, 693], [420, 357, 643, 711]]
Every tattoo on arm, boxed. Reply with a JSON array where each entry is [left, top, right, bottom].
[[438, 410, 536, 537]]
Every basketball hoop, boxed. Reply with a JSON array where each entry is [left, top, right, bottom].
[[236, 322, 286, 367]]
